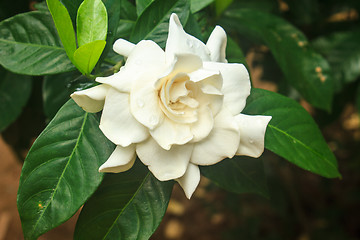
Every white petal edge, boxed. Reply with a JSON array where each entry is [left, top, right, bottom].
[[235, 114, 272, 158], [176, 163, 200, 199], [113, 38, 135, 57], [99, 88, 149, 147], [70, 84, 109, 113], [136, 137, 194, 181], [165, 13, 210, 63], [99, 145, 136, 173], [206, 26, 228, 63], [190, 107, 240, 165], [203, 62, 251, 115]]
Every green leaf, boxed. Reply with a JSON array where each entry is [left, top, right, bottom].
[[74, 160, 174, 240], [42, 71, 81, 119], [136, 0, 154, 16], [17, 99, 115, 240], [120, 0, 137, 21], [0, 67, 32, 132], [312, 30, 360, 92], [191, 0, 214, 13], [116, 20, 136, 39], [73, 40, 107, 74], [215, 0, 233, 16], [201, 156, 268, 197], [130, 0, 190, 47], [77, 0, 108, 47], [47, 0, 77, 60], [243, 88, 341, 178], [0, 11, 75, 75], [60, 0, 83, 23], [223, 9, 334, 111], [226, 37, 246, 65]]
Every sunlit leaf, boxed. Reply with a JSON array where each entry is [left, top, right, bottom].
[[73, 40, 107, 74], [17, 99, 114, 240], [243, 88, 340, 178], [74, 160, 173, 240], [46, 0, 77, 61], [77, 0, 108, 47]]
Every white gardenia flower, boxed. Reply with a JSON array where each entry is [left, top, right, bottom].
[[71, 13, 272, 199]]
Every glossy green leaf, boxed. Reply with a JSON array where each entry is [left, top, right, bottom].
[[47, 0, 77, 60], [60, 0, 83, 23], [223, 9, 334, 111], [116, 20, 136, 39], [77, 0, 108, 47], [73, 40, 107, 74], [0, 67, 32, 132], [312, 30, 360, 92], [74, 160, 174, 240], [136, 0, 154, 16], [201, 156, 268, 197], [42, 71, 82, 119], [130, 0, 190, 47], [17, 99, 115, 240], [0, 12, 75, 75], [120, 0, 137, 21], [243, 88, 340, 178], [191, 0, 214, 13]]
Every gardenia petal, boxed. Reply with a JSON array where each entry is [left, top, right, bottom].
[[190, 108, 240, 165], [113, 38, 135, 57], [70, 84, 109, 113], [136, 137, 194, 181], [235, 114, 272, 158], [166, 13, 210, 63], [99, 145, 136, 173], [176, 163, 200, 199], [206, 26, 228, 63], [100, 88, 149, 147], [96, 69, 133, 93], [190, 106, 214, 142], [203, 62, 250, 115], [150, 117, 193, 150]]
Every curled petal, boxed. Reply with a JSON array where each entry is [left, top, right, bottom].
[[190, 106, 214, 142], [206, 26, 228, 63], [176, 163, 200, 199], [99, 145, 136, 173], [96, 69, 133, 93], [191, 108, 240, 165], [100, 88, 149, 147], [113, 39, 135, 57], [150, 117, 193, 150], [136, 138, 194, 181], [235, 114, 272, 158], [166, 13, 210, 63], [70, 84, 109, 113], [203, 62, 250, 115]]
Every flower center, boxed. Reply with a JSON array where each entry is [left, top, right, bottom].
[[158, 73, 199, 124]]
